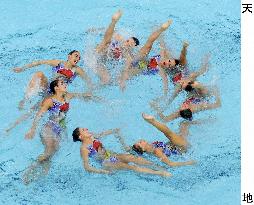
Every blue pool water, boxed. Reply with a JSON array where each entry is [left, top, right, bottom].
[[0, 0, 240, 204]]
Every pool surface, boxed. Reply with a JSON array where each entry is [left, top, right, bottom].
[[0, 0, 240, 204]]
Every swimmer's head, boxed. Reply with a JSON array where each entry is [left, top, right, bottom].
[[72, 127, 92, 142], [124, 37, 140, 47], [68, 50, 81, 66], [72, 127, 81, 142], [179, 109, 193, 121], [49, 79, 67, 94], [184, 81, 195, 92], [132, 140, 148, 155], [159, 58, 179, 69]]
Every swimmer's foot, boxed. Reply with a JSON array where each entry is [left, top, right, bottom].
[[142, 113, 155, 123], [160, 171, 172, 177], [22, 160, 50, 185], [112, 10, 123, 22], [183, 41, 189, 47], [161, 20, 173, 31], [37, 154, 49, 163]]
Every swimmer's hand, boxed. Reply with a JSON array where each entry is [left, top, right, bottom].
[[13, 67, 24, 73], [25, 128, 35, 139], [185, 160, 197, 165]]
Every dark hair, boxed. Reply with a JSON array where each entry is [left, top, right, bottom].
[[68, 50, 79, 55], [49, 79, 60, 94], [175, 59, 180, 66], [72, 127, 81, 142], [132, 144, 144, 155], [184, 82, 194, 92], [131, 37, 140, 46], [179, 109, 193, 120]]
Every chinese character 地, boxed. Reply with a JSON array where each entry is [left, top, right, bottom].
[[242, 193, 253, 203]]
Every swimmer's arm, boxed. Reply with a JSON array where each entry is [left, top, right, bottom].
[[85, 27, 105, 34], [179, 41, 189, 66], [159, 36, 171, 59], [154, 149, 196, 167], [189, 54, 210, 81], [192, 90, 221, 113], [159, 110, 180, 123], [158, 67, 169, 96], [93, 128, 120, 139], [165, 84, 182, 106], [114, 131, 132, 152], [13, 60, 60, 73], [81, 148, 110, 174], [75, 67, 94, 91], [66, 92, 103, 102], [25, 98, 52, 139]]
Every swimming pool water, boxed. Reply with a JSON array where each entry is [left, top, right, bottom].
[[0, 0, 240, 204]]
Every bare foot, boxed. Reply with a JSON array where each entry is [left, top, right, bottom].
[[183, 41, 189, 47], [161, 20, 173, 30], [160, 171, 172, 177], [112, 10, 123, 22], [142, 113, 155, 122], [38, 154, 49, 162]]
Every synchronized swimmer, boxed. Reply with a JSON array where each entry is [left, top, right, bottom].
[[6, 9, 222, 184]]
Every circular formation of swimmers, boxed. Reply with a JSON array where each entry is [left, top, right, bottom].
[[6, 10, 221, 184]]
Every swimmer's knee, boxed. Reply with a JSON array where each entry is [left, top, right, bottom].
[[34, 71, 46, 79]]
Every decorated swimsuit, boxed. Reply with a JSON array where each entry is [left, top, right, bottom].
[[46, 98, 70, 136], [109, 40, 122, 59], [52, 63, 77, 84], [87, 140, 118, 163], [152, 141, 180, 156]]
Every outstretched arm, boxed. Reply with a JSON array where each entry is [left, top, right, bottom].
[[114, 130, 132, 152], [93, 128, 120, 139], [25, 98, 52, 139], [158, 67, 169, 96], [81, 147, 110, 174], [66, 92, 104, 102], [165, 83, 182, 106], [159, 36, 172, 59], [13, 59, 60, 73], [158, 110, 180, 123], [75, 67, 94, 91], [192, 88, 221, 114], [189, 54, 210, 81]]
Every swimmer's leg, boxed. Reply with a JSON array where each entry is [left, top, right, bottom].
[[119, 20, 173, 90], [38, 135, 59, 162], [22, 160, 51, 185], [19, 71, 48, 110], [116, 154, 153, 165], [104, 161, 171, 177], [22, 136, 59, 185], [96, 63, 111, 85], [138, 20, 172, 59], [179, 41, 189, 66], [142, 113, 188, 149], [118, 61, 143, 91], [96, 10, 122, 53]]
